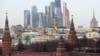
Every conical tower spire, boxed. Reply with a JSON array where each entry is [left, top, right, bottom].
[[4, 12, 9, 32], [67, 15, 78, 45], [90, 9, 98, 28], [93, 9, 95, 18], [70, 15, 75, 30]]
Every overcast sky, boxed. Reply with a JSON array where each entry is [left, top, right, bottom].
[[0, 0, 100, 28]]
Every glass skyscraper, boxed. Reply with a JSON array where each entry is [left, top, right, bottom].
[[50, 2, 55, 27], [38, 13, 44, 29], [62, 2, 70, 28], [55, 0, 61, 7], [45, 6, 51, 28], [42, 13, 46, 29], [32, 6, 39, 28], [55, 0, 62, 27], [24, 10, 30, 28]]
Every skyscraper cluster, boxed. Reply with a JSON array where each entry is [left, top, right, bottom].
[[24, 0, 70, 29]]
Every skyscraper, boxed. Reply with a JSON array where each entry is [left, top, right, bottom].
[[55, 0, 61, 7], [55, 0, 62, 27], [38, 13, 47, 29], [41, 13, 46, 29], [45, 6, 51, 28], [24, 10, 30, 28], [90, 10, 98, 28], [50, 2, 55, 23], [38, 13, 44, 29], [32, 6, 39, 28], [62, 1, 70, 28]]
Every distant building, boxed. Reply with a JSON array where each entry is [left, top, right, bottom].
[[15, 25, 24, 37], [24, 10, 30, 28], [38, 13, 44, 29], [50, 2, 55, 22], [86, 31, 99, 39], [90, 10, 98, 28], [52, 17, 57, 31], [62, 1, 70, 28], [16, 25, 23, 30], [11, 25, 16, 32], [41, 13, 46, 29], [78, 26, 83, 28], [45, 6, 51, 28], [0, 28, 3, 38], [32, 6, 39, 28], [0, 28, 3, 34], [55, 0, 62, 27], [31, 35, 53, 43], [22, 31, 38, 42]]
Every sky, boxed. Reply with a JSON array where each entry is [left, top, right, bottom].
[[0, 0, 100, 28]]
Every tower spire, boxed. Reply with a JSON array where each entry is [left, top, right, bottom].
[[90, 9, 98, 28], [70, 15, 75, 30], [2, 13, 12, 56], [67, 15, 78, 45], [5, 12, 9, 32], [93, 9, 95, 18]]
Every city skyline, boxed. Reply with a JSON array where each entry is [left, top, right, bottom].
[[0, 0, 100, 28]]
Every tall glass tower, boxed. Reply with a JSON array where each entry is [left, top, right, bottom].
[[63, 2, 70, 28], [38, 13, 44, 29], [50, 2, 55, 27], [42, 13, 46, 29], [45, 6, 51, 28], [32, 6, 39, 28], [55, 0, 62, 27], [55, 0, 61, 7], [24, 10, 30, 28]]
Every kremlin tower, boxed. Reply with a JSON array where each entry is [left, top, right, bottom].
[[56, 36, 66, 56], [2, 13, 12, 56], [67, 15, 78, 45]]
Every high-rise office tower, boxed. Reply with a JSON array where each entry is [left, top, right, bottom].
[[90, 10, 98, 28], [55, 0, 62, 27], [41, 13, 46, 29], [32, 6, 39, 28], [24, 10, 30, 28], [50, 2, 55, 23], [63, 1, 70, 28], [38, 13, 43, 29], [45, 6, 51, 28]]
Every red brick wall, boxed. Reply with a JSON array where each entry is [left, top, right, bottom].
[[66, 52, 100, 56], [10, 51, 100, 56], [11, 51, 55, 56]]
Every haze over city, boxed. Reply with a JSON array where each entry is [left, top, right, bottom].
[[0, 0, 100, 28]]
